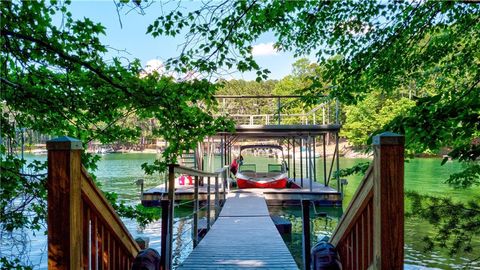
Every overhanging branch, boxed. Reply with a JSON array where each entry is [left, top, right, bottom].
[[1, 29, 130, 95]]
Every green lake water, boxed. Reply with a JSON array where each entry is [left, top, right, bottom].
[[6, 153, 480, 269]]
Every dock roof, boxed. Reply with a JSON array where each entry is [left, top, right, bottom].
[[216, 124, 341, 138]]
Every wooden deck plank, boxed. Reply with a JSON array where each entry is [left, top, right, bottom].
[[178, 192, 298, 269]]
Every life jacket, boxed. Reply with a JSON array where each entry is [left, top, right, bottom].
[[230, 159, 238, 174]]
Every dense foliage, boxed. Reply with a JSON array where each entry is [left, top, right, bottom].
[[1, 0, 479, 266], [1, 0, 232, 266], [343, 94, 415, 146], [215, 59, 338, 125], [152, 0, 479, 257]]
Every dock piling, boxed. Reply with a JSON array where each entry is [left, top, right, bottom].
[[302, 199, 312, 270], [166, 164, 175, 269], [160, 200, 170, 270]]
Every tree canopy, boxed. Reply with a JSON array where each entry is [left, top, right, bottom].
[[151, 0, 479, 256], [1, 0, 479, 266], [152, 0, 479, 179], [1, 1, 232, 266]]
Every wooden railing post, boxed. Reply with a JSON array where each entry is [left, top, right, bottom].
[[166, 164, 176, 269], [372, 132, 404, 269], [160, 200, 170, 270], [47, 136, 83, 270]]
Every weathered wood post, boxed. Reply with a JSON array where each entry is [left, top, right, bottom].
[[313, 136, 316, 183], [335, 131, 340, 192], [47, 136, 83, 270], [287, 138, 291, 179], [135, 178, 144, 200], [372, 132, 404, 269], [277, 96, 281, 124]]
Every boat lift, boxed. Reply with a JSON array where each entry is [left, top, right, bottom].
[[143, 95, 343, 206], [206, 95, 343, 194]]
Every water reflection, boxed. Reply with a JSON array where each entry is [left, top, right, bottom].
[[269, 206, 342, 269], [3, 154, 480, 269]]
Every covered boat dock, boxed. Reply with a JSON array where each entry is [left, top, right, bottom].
[[143, 123, 344, 206]]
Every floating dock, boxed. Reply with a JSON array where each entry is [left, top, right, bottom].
[[142, 178, 341, 207], [178, 191, 298, 269]]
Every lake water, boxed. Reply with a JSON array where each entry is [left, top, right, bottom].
[[3, 153, 479, 269]]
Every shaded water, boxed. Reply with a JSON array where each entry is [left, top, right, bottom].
[[269, 156, 480, 270], [3, 153, 479, 269]]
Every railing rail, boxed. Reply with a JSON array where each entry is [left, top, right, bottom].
[[330, 165, 374, 269], [221, 103, 328, 125], [81, 167, 140, 268], [329, 132, 404, 270], [215, 100, 339, 126], [47, 136, 140, 270], [161, 164, 229, 270]]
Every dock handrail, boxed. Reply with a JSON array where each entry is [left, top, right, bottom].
[[173, 164, 225, 177], [161, 164, 229, 269], [329, 132, 404, 270], [215, 99, 338, 125], [47, 136, 140, 269]]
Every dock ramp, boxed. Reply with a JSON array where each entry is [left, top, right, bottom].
[[178, 191, 298, 269]]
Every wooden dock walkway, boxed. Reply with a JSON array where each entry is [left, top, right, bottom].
[[178, 191, 298, 269]]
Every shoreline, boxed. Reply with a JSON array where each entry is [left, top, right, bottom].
[[22, 145, 448, 160]]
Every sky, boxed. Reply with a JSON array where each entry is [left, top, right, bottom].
[[65, 0, 307, 81]]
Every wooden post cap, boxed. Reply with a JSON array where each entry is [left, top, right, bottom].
[[372, 132, 404, 146], [46, 136, 83, 150]]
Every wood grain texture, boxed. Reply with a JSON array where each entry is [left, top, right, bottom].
[[328, 133, 404, 270], [373, 142, 404, 269], [330, 165, 374, 246], [81, 168, 140, 257], [47, 138, 140, 270], [47, 148, 82, 270]]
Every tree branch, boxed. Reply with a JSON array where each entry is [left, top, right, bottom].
[[0, 29, 130, 95]]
